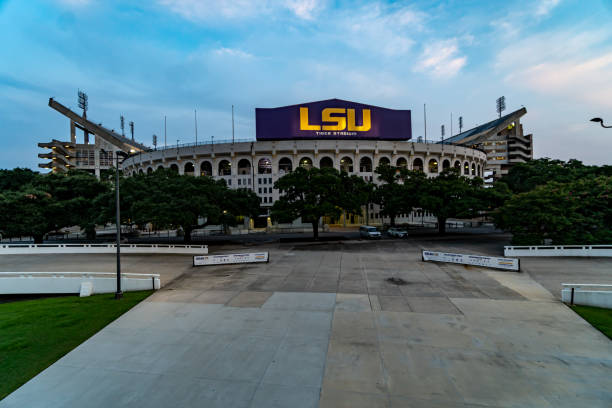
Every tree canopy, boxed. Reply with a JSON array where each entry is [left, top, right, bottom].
[[372, 164, 426, 226], [271, 167, 368, 239]]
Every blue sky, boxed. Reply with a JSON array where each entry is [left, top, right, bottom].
[[1, 0, 611, 170]]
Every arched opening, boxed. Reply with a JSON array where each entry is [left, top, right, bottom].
[[378, 157, 390, 167], [428, 159, 438, 173], [442, 160, 450, 170], [454, 160, 461, 170], [359, 157, 372, 172], [184, 162, 195, 175], [157, 165, 164, 171], [477, 164, 481, 176], [340, 156, 353, 173], [170, 164, 179, 173], [397, 157, 408, 168], [464, 162, 469, 175], [299, 157, 313, 170], [238, 159, 251, 175], [147, 167, 153, 174], [219, 160, 231, 176], [471, 163, 476, 176], [412, 158, 423, 171], [320, 157, 334, 169], [200, 161, 212, 176], [138, 169, 144, 175], [258, 158, 272, 174], [279, 157, 292, 173]]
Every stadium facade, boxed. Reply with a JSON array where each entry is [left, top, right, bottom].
[[40, 97, 532, 226]]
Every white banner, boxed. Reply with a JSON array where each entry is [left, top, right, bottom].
[[193, 252, 269, 266], [422, 250, 519, 271]]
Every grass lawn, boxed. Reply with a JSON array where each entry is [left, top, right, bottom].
[[571, 305, 612, 340], [0, 291, 152, 400]]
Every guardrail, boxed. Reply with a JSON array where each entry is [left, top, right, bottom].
[[504, 245, 612, 257], [0, 244, 208, 255], [561, 283, 612, 309], [0, 272, 161, 296]]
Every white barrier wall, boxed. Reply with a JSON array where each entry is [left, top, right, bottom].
[[561, 284, 612, 309], [0, 244, 208, 255], [0, 272, 161, 296], [504, 245, 612, 257], [422, 250, 520, 271]]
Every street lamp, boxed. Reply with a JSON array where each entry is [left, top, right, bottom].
[[114, 150, 130, 300], [590, 118, 612, 128]]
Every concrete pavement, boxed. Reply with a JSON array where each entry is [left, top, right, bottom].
[[2, 239, 611, 407]]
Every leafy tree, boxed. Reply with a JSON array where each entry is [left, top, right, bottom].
[[372, 164, 426, 226], [271, 167, 367, 240], [419, 168, 486, 234], [494, 176, 612, 245], [0, 188, 58, 243], [99, 169, 260, 242], [501, 158, 612, 193], [0, 168, 39, 191]]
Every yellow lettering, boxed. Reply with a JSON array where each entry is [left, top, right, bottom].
[[299, 107, 320, 130], [322, 108, 346, 131], [347, 109, 371, 131]]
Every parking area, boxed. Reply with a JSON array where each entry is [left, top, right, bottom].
[[2, 237, 611, 407]]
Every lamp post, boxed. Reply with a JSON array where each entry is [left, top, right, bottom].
[[114, 150, 130, 300], [590, 118, 612, 128]]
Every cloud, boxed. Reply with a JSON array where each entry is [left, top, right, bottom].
[[213, 47, 254, 59], [496, 29, 612, 108], [157, 0, 325, 21], [535, 0, 561, 16], [337, 3, 426, 57], [414, 39, 467, 78], [284, 0, 325, 20]]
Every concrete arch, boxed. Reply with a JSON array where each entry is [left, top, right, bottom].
[[238, 158, 251, 175], [278, 157, 293, 173], [340, 156, 353, 173], [218, 159, 232, 176], [359, 156, 373, 173], [319, 156, 334, 169], [200, 160, 213, 176], [412, 157, 423, 171]]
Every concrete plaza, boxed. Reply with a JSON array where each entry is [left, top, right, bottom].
[[2, 236, 611, 407]]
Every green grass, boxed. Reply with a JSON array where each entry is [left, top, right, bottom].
[[571, 305, 612, 340], [0, 291, 152, 400]]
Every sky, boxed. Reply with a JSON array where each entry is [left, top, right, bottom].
[[1, 0, 611, 170]]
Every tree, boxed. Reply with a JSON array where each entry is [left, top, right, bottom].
[[419, 168, 486, 234], [501, 158, 612, 194], [372, 164, 426, 226], [494, 176, 612, 245], [99, 169, 261, 242], [0, 188, 57, 243], [271, 167, 367, 240]]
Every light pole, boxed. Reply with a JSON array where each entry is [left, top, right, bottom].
[[590, 117, 612, 128], [114, 150, 130, 300]]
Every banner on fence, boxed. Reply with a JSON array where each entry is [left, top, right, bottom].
[[193, 252, 269, 266], [422, 250, 519, 271]]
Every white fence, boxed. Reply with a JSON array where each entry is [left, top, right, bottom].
[[0, 272, 161, 296], [504, 245, 612, 257], [561, 284, 612, 309], [0, 243, 208, 255]]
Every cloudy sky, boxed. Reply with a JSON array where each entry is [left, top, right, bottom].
[[1, 0, 611, 170]]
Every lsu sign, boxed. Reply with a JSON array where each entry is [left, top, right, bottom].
[[256, 99, 411, 141]]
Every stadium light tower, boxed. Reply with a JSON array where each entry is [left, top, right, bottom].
[[440, 124, 445, 143], [459, 116, 463, 133], [496, 96, 506, 118], [590, 117, 612, 128]]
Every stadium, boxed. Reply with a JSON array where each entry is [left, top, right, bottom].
[[40, 98, 533, 228]]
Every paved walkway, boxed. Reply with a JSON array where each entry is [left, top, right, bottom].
[[2, 241, 611, 407]]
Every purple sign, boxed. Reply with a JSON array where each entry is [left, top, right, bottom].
[[256, 99, 411, 141]]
